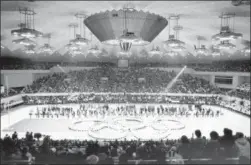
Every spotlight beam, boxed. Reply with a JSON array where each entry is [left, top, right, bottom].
[[165, 65, 187, 92]]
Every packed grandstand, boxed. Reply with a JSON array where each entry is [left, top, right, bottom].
[[1, 60, 250, 164]]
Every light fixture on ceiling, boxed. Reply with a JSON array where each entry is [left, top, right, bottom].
[[212, 13, 242, 41], [65, 23, 82, 53], [118, 5, 142, 46], [195, 45, 209, 55], [70, 13, 89, 46], [23, 45, 36, 55], [163, 35, 185, 48], [241, 46, 250, 54], [65, 43, 79, 51], [119, 41, 132, 54], [171, 45, 186, 52], [70, 34, 89, 46], [11, 7, 43, 38], [211, 49, 221, 57], [88, 45, 102, 55], [116, 50, 132, 59], [165, 50, 178, 57], [117, 51, 132, 59], [37, 33, 55, 55], [194, 36, 209, 56], [1, 44, 4, 49], [163, 15, 185, 52], [163, 15, 186, 51], [213, 40, 236, 50], [87, 32, 102, 57], [240, 40, 250, 54], [84, 5, 167, 46], [38, 44, 54, 55], [148, 45, 163, 57], [69, 48, 84, 57], [118, 30, 143, 45], [116, 41, 133, 59], [12, 37, 37, 46]]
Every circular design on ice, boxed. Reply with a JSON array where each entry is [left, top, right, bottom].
[[151, 119, 185, 131], [68, 120, 103, 132], [69, 117, 185, 140]]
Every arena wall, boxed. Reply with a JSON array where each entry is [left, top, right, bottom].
[[194, 71, 250, 89], [1, 70, 50, 88]]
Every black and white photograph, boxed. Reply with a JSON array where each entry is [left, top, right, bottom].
[[0, 0, 250, 164]]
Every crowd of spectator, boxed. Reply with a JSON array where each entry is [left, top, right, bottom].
[[131, 61, 250, 73], [228, 90, 250, 101], [0, 87, 24, 99], [23, 68, 178, 93], [22, 68, 222, 94], [236, 83, 250, 92], [1, 129, 250, 164], [190, 60, 250, 72]]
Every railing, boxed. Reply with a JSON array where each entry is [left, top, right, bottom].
[[1, 159, 33, 165], [1, 157, 240, 165]]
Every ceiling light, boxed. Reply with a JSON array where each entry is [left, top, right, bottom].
[[165, 50, 178, 56], [65, 43, 80, 51], [11, 28, 43, 38], [194, 45, 209, 55], [84, 8, 167, 46], [163, 35, 185, 48], [241, 46, 250, 54], [24, 49, 36, 54], [65, 23, 88, 52], [88, 45, 102, 54], [148, 46, 163, 57], [70, 34, 89, 46], [212, 26, 243, 41], [23, 45, 36, 55], [240, 40, 250, 54], [120, 41, 132, 52], [11, 8, 43, 38], [163, 15, 185, 50], [116, 51, 132, 59], [37, 43, 55, 54], [213, 40, 236, 50], [12, 38, 37, 46], [212, 13, 242, 41], [70, 14, 89, 47], [118, 30, 144, 45], [69, 48, 83, 57], [211, 49, 221, 56], [171, 45, 186, 52]]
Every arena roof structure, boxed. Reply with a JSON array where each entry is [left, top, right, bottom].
[[1, 1, 250, 62]]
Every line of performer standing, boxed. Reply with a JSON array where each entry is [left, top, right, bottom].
[[29, 104, 222, 119]]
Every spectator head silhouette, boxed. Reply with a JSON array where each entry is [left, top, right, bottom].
[[235, 132, 244, 139], [223, 128, 233, 137], [210, 131, 219, 140], [195, 130, 202, 138], [180, 135, 190, 144]]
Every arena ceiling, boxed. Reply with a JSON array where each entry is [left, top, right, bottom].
[[1, 1, 250, 62]]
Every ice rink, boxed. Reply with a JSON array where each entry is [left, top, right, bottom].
[[1, 104, 250, 141]]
